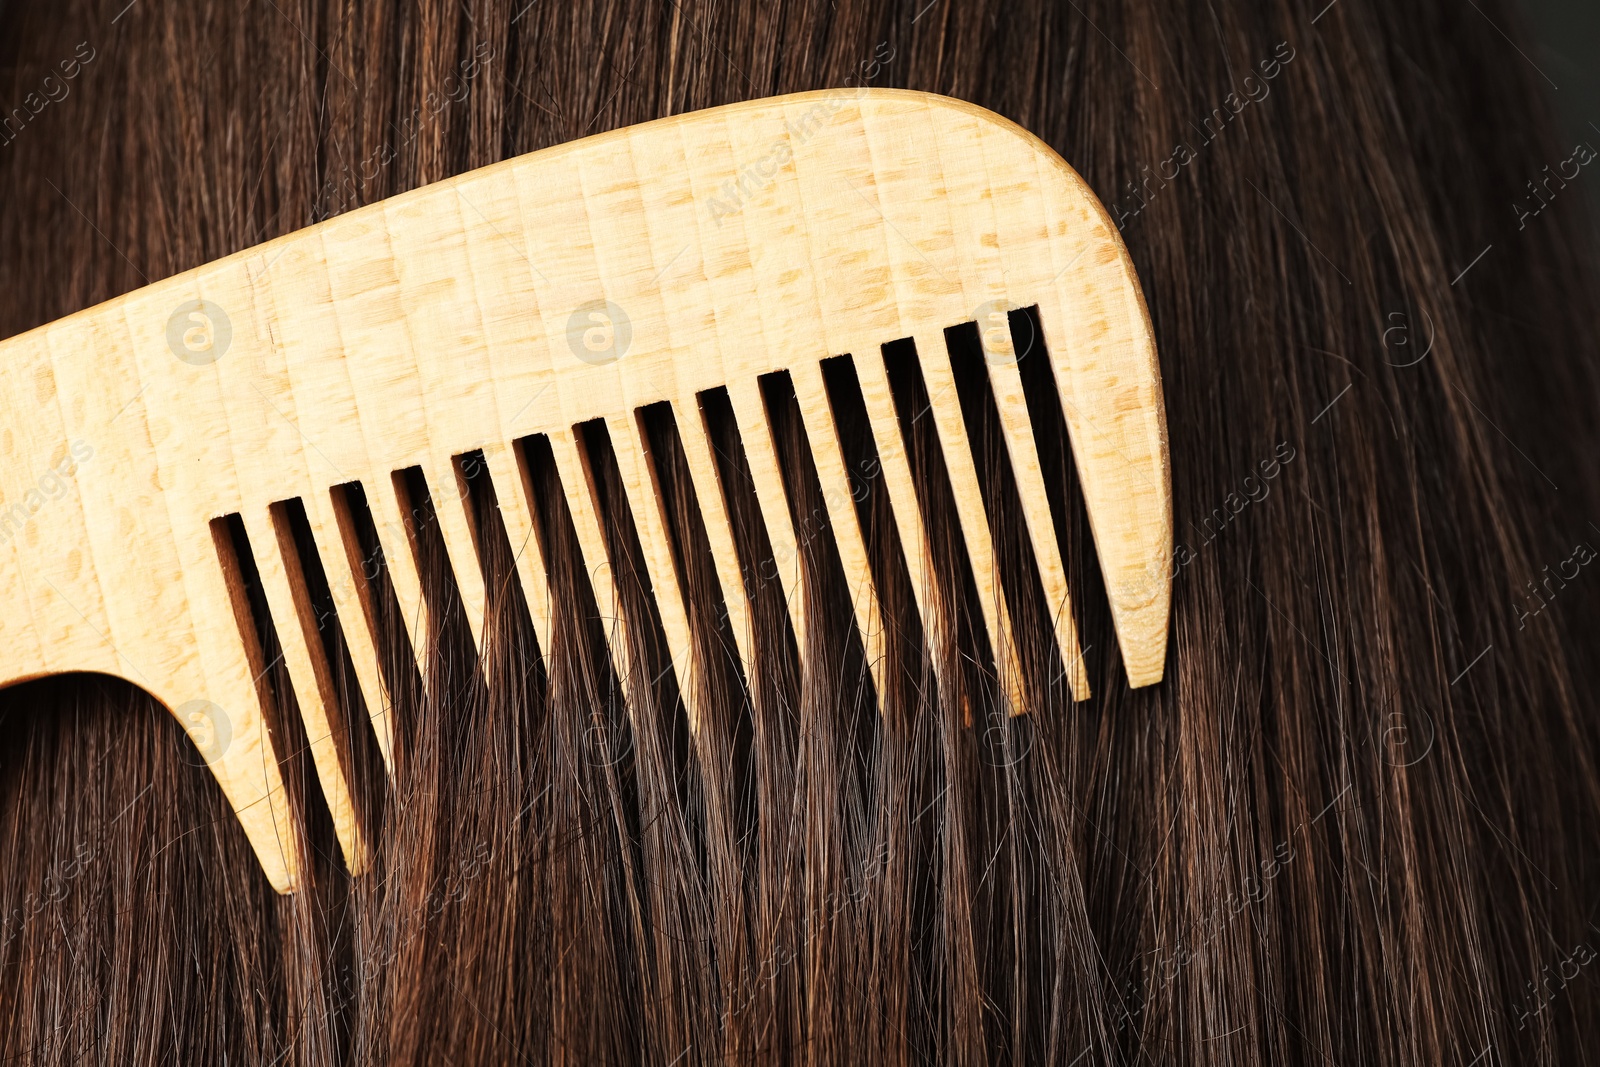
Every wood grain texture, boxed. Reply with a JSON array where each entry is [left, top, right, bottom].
[[0, 89, 1170, 892]]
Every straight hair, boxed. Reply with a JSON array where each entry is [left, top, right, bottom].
[[1, 0, 1597, 1062]]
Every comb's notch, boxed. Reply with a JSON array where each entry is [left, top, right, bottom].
[[113, 288, 300, 890]]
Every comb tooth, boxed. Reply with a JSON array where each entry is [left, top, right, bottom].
[[203, 520, 301, 893], [670, 397, 754, 687], [605, 413, 703, 730], [307, 490, 396, 772], [912, 332, 1030, 716], [724, 377, 808, 655], [786, 362, 890, 703], [426, 459, 489, 652], [481, 441, 554, 660], [244, 509, 369, 873], [1035, 301, 1170, 687], [849, 351, 946, 668], [365, 478, 431, 691], [547, 429, 636, 688], [976, 320, 1090, 701]]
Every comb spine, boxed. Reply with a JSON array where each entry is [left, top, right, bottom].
[[3, 333, 69, 685]]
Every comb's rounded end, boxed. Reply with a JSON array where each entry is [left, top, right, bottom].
[[812, 89, 1174, 695], [907, 90, 1172, 694]]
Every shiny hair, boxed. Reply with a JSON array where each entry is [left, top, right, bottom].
[[1, 0, 1598, 1062]]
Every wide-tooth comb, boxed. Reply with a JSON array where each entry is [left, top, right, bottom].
[[0, 89, 1170, 892]]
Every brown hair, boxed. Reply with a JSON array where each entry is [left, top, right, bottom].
[[1, 0, 1598, 1062]]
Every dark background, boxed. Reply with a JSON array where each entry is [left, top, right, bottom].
[[1516, 0, 1600, 228], [1518, 0, 1600, 135], [1516, 0, 1600, 232]]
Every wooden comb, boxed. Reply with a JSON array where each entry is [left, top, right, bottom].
[[0, 89, 1170, 892]]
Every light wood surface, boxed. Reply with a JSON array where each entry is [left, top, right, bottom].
[[0, 89, 1170, 892]]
